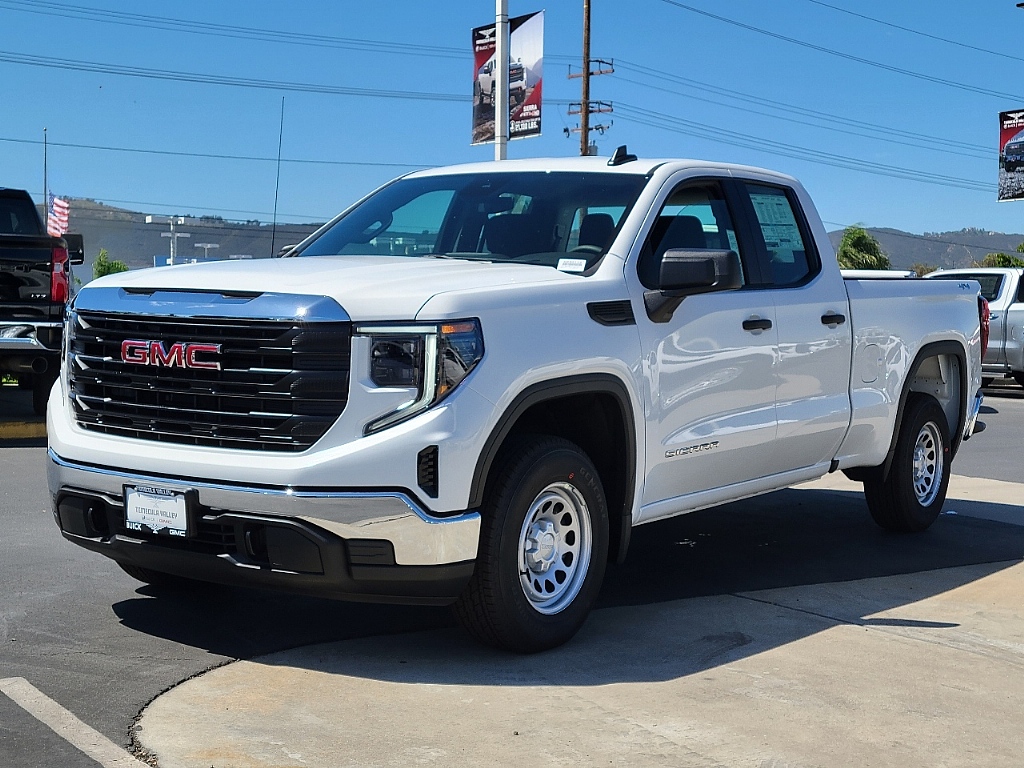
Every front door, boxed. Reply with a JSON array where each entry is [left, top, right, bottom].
[[631, 178, 779, 514]]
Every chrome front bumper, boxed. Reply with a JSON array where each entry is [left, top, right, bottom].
[[47, 450, 480, 567]]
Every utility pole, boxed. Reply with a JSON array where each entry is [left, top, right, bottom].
[[146, 215, 190, 265], [494, 0, 509, 160], [567, 1, 614, 156]]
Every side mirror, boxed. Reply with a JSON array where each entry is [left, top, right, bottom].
[[63, 233, 85, 265], [658, 248, 742, 294], [645, 248, 742, 323]]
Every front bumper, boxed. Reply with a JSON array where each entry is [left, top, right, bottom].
[[47, 450, 480, 605]]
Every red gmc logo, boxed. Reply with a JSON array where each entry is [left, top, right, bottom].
[[121, 340, 223, 370]]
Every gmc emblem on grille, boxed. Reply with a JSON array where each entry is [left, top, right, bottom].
[[121, 340, 223, 370]]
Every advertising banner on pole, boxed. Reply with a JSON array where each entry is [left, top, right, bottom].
[[999, 109, 1024, 201], [472, 11, 544, 146]]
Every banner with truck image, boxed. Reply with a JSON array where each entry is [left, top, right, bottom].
[[999, 109, 1024, 201], [472, 11, 544, 146]]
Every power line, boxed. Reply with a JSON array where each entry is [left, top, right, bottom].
[[0, 135, 437, 169], [0, 49, 471, 102], [0, 0, 579, 63], [611, 74, 991, 162], [613, 59, 990, 156], [614, 102, 994, 193], [657, 0, 1024, 102], [801, 0, 1024, 65]]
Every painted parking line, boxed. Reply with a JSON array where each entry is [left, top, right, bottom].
[[0, 421, 46, 439], [0, 677, 147, 768]]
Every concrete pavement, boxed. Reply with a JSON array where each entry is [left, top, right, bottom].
[[131, 473, 1024, 768]]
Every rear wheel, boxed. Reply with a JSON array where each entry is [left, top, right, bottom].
[[453, 436, 609, 653], [864, 395, 950, 532]]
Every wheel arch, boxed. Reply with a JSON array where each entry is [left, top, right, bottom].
[[469, 373, 638, 564], [849, 340, 968, 483]]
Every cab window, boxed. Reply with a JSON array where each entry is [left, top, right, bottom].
[[637, 182, 746, 289], [744, 183, 819, 287]]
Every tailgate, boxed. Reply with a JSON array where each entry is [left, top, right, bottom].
[[0, 235, 61, 322]]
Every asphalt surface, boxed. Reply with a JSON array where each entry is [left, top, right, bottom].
[[1, 380, 1022, 767]]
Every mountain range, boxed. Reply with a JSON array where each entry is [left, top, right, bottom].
[[52, 197, 1024, 280]]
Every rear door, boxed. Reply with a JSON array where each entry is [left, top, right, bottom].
[[733, 179, 853, 473]]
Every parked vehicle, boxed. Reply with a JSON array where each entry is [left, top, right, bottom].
[[927, 266, 1023, 387], [0, 188, 83, 414], [475, 56, 527, 106], [1004, 130, 1024, 173], [47, 151, 985, 651]]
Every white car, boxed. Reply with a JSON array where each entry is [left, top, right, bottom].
[[48, 150, 985, 652]]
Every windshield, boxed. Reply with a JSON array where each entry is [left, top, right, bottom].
[[295, 171, 648, 271]]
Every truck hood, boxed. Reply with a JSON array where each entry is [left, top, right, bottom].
[[84, 255, 583, 321]]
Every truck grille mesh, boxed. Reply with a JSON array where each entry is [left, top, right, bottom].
[[69, 311, 351, 452]]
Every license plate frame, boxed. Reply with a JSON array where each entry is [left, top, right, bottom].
[[123, 485, 191, 538]]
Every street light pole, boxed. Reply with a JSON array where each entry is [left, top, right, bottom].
[[494, 0, 509, 161], [146, 215, 190, 265], [194, 243, 220, 260]]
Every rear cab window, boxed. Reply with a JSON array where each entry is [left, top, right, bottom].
[[928, 273, 1004, 302], [742, 183, 819, 287]]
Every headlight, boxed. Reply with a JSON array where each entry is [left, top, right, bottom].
[[358, 319, 483, 434]]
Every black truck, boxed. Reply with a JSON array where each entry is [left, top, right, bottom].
[[0, 188, 83, 414]]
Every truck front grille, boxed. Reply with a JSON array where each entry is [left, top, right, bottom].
[[69, 311, 351, 452]]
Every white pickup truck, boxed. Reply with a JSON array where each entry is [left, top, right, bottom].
[[47, 150, 985, 652], [926, 266, 1022, 387]]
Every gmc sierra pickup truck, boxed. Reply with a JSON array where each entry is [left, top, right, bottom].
[[47, 152, 985, 651], [1, 188, 83, 414], [926, 266, 1022, 388]]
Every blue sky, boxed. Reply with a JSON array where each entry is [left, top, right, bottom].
[[2, 0, 1022, 235]]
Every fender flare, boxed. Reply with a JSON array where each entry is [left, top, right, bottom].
[[468, 373, 638, 563]]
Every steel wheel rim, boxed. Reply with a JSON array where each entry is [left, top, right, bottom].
[[517, 482, 592, 615], [912, 421, 943, 506]]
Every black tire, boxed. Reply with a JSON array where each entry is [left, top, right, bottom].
[[31, 372, 57, 417], [1013, 372, 1024, 389], [864, 395, 950, 532], [453, 435, 609, 653], [118, 562, 199, 589]]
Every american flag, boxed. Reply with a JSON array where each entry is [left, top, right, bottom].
[[47, 193, 69, 237]]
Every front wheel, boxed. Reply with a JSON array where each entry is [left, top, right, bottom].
[[864, 395, 950, 532], [453, 436, 609, 652]]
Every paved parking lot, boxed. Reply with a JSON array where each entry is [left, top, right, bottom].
[[2, 383, 1023, 767]]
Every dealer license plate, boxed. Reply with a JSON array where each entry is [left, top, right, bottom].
[[124, 486, 189, 538]]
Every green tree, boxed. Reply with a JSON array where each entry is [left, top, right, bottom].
[[911, 263, 938, 277], [837, 226, 891, 270], [977, 252, 1024, 268], [93, 248, 129, 279]]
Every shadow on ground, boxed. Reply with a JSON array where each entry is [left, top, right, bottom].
[[112, 485, 1024, 680]]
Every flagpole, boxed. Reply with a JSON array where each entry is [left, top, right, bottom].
[[270, 96, 285, 258], [43, 127, 48, 231]]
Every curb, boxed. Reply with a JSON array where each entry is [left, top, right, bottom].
[[0, 421, 47, 440]]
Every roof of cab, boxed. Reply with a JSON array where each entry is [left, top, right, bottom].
[[402, 155, 801, 185]]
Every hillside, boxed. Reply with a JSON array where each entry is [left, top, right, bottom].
[[53, 198, 324, 280], [827, 227, 1024, 271]]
